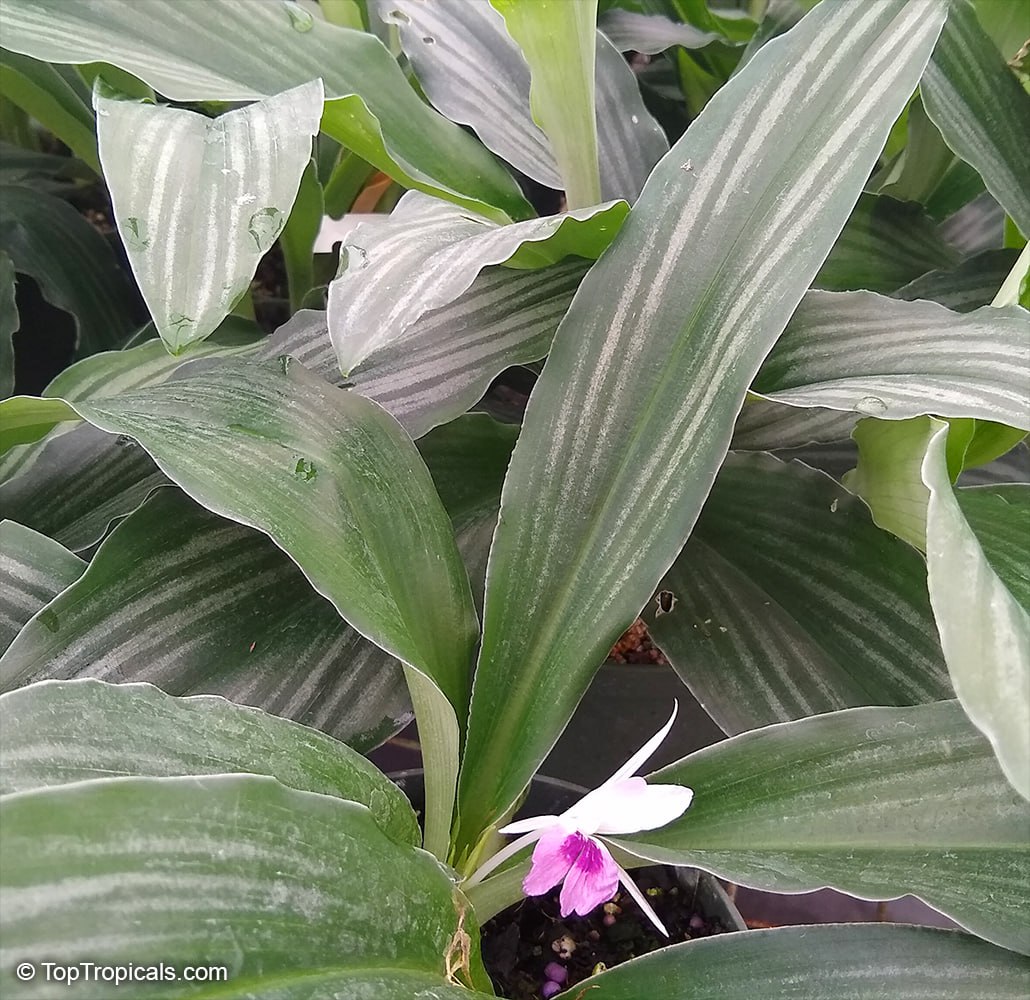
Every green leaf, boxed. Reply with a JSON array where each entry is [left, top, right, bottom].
[[753, 291, 1030, 429], [0, 521, 84, 652], [0, 774, 487, 997], [962, 420, 1028, 470], [849, 417, 1030, 800], [0, 48, 99, 172], [280, 158, 324, 312], [731, 395, 859, 450], [939, 190, 1006, 256], [875, 96, 955, 205], [0, 140, 93, 192], [383, 0, 668, 201], [816, 193, 958, 293], [581, 924, 1030, 998], [491, 0, 601, 208], [615, 700, 1030, 955], [0, 250, 16, 398], [0, 0, 529, 222], [0, 678, 417, 844], [893, 247, 1020, 312], [455, 0, 949, 853], [282, 259, 585, 439], [0, 395, 78, 454], [327, 194, 624, 375], [922, 0, 1030, 238], [95, 80, 323, 353], [974, 0, 1030, 61], [0, 185, 136, 357], [645, 453, 950, 735], [0, 489, 412, 751]]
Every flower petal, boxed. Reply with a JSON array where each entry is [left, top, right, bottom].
[[499, 814, 562, 836], [611, 857, 669, 937], [598, 701, 679, 789], [523, 828, 585, 897], [592, 778, 693, 835], [465, 827, 546, 887], [558, 837, 619, 917]]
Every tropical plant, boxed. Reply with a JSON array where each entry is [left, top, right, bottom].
[[1, 0, 1028, 997]]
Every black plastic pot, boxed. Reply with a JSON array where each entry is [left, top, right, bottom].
[[390, 768, 746, 934], [542, 661, 726, 789]]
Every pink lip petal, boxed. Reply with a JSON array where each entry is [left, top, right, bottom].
[[558, 837, 620, 917], [523, 828, 585, 897]]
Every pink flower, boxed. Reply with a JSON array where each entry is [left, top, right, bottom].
[[466, 704, 693, 935]]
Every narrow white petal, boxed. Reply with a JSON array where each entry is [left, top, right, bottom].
[[612, 858, 669, 937], [464, 827, 547, 887], [499, 813, 563, 835], [593, 779, 694, 835], [597, 701, 680, 791]]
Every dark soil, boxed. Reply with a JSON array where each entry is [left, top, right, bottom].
[[481, 866, 731, 999], [608, 618, 669, 665]]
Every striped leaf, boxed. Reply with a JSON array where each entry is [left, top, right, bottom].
[[922, 0, 1030, 237], [893, 247, 1020, 312], [455, 0, 948, 852], [816, 193, 958, 293], [0, 0, 529, 222], [378, 0, 668, 201], [286, 261, 585, 439], [938, 190, 1006, 255], [0, 184, 136, 357], [0, 678, 417, 845], [731, 396, 858, 450], [326, 191, 624, 383], [580, 925, 1030, 998], [96, 80, 322, 352], [0, 521, 84, 653], [850, 417, 1030, 800], [644, 453, 950, 735], [753, 292, 1030, 428], [490, 0, 601, 208], [0, 489, 412, 751], [0, 775, 489, 999], [0, 423, 165, 552], [0, 251, 15, 399], [598, 9, 721, 53], [615, 700, 1030, 955]]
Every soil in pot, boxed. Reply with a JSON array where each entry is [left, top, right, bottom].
[[481, 866, 735, 1000]]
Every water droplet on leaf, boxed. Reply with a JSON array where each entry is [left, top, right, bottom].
[[294, 457, 317, 482], [339, 243, 369, 271], [856, 395, 888, 415], [422, 35, 435, 43], [282, 0, 314, 31], [387, 8, 410, 23], [248, 207, 284, 251]]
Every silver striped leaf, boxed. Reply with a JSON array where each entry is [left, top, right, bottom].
[[95, 80, 323, 352], [893, 247, 1020, 312], [615, 701, 1030, 956], [456, 0, 949, 847]]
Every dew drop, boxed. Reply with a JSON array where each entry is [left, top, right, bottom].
[[830, 498, 839, 513], [856, 395, 888, 415], [387, 8, 411, 23], [282, 0, 314, 32], [631, 114, 639, 124], [39, 609, 60, 633], [339, 243, 370, 271], [248, 207, 285, 251], [123, 216, 151, 251], [422, 35, 435, 44], [294, 457, 318, 482]]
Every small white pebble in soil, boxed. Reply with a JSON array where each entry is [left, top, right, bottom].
[[552, 934, 576, 959]]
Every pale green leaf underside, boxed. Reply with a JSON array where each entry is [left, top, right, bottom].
[[0, 775, 482, 998], [599, 9, 722, 54], [326, 192, 626, 380], [582, 924, 1030, 998], [848, 416, 1030, 800], [382, 0, 667, 202], [0, 521, 84, 653], [646, 453, 950, 736], [490, 0, 600, 208], [0, 250, 17, 399], [457, 0, 948, 846], [922, 0, 1030, 238], [617, 701, 1030, 955], [0, 678, 417, 845], [0, 489, 411, 751], [755, 291, 1030, 429], [96, 81, 323, 352], [0, 0, 529, 221]]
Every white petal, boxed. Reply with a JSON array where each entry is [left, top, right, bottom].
[[464, 827, 547, 887], [598, 701, 679, 789], [499, 813, 563, 835], [593, 778, 693, 834], [612, 857, 669, 937]]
